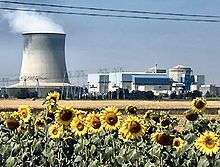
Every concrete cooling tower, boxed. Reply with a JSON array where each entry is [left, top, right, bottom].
[[13, 33, 70, 88]]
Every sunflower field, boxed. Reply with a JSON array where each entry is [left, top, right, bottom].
[[0, 92, 219, 167]]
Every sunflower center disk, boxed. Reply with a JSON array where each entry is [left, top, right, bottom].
[[21, 111, 28, 118], [6, 119, 20, 130], [50, 97, 57, 102], [106, 114, 118, 125], [186, 113, 198, 121], [173, 140, 180, 147], [195, 101, 205, 109], [60, 110, 73, 121], [129, 121, 141, 133], [92, 117, 101, 129], [52, 129, 58, 135], [157, 133, 173, 146], [77, 122, 84, 131], [205, 137, 215, 148]]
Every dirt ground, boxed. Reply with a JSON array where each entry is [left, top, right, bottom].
[[0, 99, 219, 111]]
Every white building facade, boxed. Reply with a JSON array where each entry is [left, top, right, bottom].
[[88, 72, 171, 95]]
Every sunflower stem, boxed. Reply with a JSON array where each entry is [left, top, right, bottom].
[[112, 133, 116, 165], [85, 139, 89, 166], [159, 146, 164, 167], [44, 109, 49, 165], [135, 141, 139, 166], [207, 155, 215, 167], [58, 140, 63, 167]]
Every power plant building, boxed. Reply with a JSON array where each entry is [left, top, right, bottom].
[[88, 71, 171, 95], [88, 65, 208, 96], [169, 65, 194, 91], [8, 32, 71, 97]]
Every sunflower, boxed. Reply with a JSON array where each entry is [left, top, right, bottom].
[[173, 138, 185, 151], [151, 114, 160, 123], [119, 116, 146, 142], [35, 117, 46, 130], [191, 97, 207, 112], [46, 91, 60, 112], [143, 110, 153, 120], [125, 105, 138, 115], [100, 106, 122, 131], [161, 118, 171, 127], [86, 112, 102, 133], [195, 131, 220, 156], [4, 118, 20, 130], [17, 105, 32, 123], [70, 117, 87, 136], [1, 111, 19, 120], [151, 132, 173, 146], [74, 110, 87, 120], [46, 91, 60, 103], [48, 124, 63, 139], [55, 106, 75, 125], [185, 111, 199, 121]]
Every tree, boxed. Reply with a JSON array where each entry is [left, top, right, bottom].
[[145, 91, 155, 100], [15, 89, 30, 99], [170, 92, 177, 99], [191, 90, 202, 99], [205, 91, 211, 98]]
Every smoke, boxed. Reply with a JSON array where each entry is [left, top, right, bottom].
[[3, 10, 64, 33]]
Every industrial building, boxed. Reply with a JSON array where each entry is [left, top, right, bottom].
[[169, 65, 194, 92], [88, 68, 171, 95], [199, 85, 220, 97], [88, 65, 212, 97], [8, 32, 72, 97]]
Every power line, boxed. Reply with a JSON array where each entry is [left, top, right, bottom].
[[0, 7, 220, 23], [0, 0, 220, 19]]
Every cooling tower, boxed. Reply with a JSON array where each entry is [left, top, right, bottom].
[[13, 33, 70, 87]]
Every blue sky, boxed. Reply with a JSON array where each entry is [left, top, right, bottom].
[[0, 0, 220, 84]]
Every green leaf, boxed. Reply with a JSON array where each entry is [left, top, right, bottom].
[[75, 143, 83, 153], [119, 148, 127, 156], [116, 156, 124, 164], [6, 157, 16, 167], [74, 156, 83, 163], [33, 140, 43, 153], [11, 143, 20, 156], [197, 156, 209, 167], [129, 149, 139, 161], [89, 159, 99, 167], [105, 147, 113, 155], [84, 139, 90, 146], [90, 144, 96, 154], [215, 159, 220, 167], [122, 164, 129, 167], [104, 135, 112, 145]]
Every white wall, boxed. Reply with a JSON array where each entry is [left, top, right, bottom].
[[88, 74, 100, 93]]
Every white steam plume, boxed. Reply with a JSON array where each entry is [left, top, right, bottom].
[[3, 10, 64, 33]]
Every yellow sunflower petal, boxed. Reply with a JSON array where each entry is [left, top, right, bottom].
[[86, 112, 102, 134], [119, 115, 146, 142], [48, 123, 63, 139], [100, 106, 122, 131], [18, 105, 32, 123], [191, 97, 207, 112], [194, 131, 220, 156], [70, 117, 87, 136]]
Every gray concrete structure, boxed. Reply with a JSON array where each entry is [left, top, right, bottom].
[[10, 33, 70, 88], [8, 33, 71, 98]]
